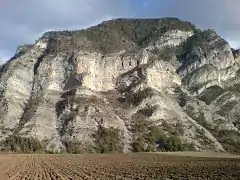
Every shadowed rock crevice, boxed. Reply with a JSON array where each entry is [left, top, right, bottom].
[[33, 54, 46, 75], [55, 89, 77, 137]]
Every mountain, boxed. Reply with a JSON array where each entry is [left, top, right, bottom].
[[0, 18, 240, 154]]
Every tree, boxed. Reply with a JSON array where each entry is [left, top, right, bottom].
[[3, 136, 45, 153], [93, 125, 124, 153], [131, 118, 190, 152]]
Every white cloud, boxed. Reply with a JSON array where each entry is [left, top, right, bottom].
[[143, 0, 240, 38], [0, 0, 133, 63], [227, 40, 240, 49]]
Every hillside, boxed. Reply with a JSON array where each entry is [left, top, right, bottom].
[[0, 17, 240, 154]]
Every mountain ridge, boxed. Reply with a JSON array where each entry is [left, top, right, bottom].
[[0, 17, 240, 154]]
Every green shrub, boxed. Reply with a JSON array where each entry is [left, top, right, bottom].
[[3, 136, 45, 153], [180, 29, 217, 52], [178, 92, 187, 107], [93, 125, 124, 153], [198, 85, 225, 105], [151, 46, 177, 62], [130, 118, 191, 152], [62, 140, 93, 154], [130, 88, 157, 105], [212, 129, 240, 154], [131, 136, 146, 152], [216, 100, 238, 116], [195, 113, 212, 129], [41, 18, 196, 54]]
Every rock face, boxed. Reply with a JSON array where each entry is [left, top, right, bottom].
[[0, 18, 240, 153]]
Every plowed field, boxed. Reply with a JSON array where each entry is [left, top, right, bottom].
[[0, 153, 239, 180]]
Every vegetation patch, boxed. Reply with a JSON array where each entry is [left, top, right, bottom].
[[92, 124, 124, 153], [130, 117, 194, 152], [130, 88, 157, 106], [212, 129, 240, 154], [177, 92, 187, 107], [150, 45, 177, 62], [195, 128, 216, 150], [55, 89, 77, 137], [1, 136, 47, 153], [41, 18, 196, 54], [179, 29, 223, 53], [14, 92, 44, 135], [62, 140, 94, 154], [227, 83, 240, 93], [198, 85, 225, 105], [216, 100, 238, 116]]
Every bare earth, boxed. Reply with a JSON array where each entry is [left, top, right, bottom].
[[148, 151, 240, 158], [0, 152, 239, 180]]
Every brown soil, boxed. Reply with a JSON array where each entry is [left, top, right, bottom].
[[0, 153, 239, 180]]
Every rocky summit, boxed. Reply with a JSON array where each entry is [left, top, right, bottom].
[[0, 18, 240, 154]]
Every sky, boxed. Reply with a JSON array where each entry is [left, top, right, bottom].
[[0, 0, 240, 63]]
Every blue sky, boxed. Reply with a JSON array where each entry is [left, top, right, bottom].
[[0, 0, 240, 63]]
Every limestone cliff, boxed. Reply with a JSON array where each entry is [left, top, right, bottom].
[[0, 18, 240, 153]]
